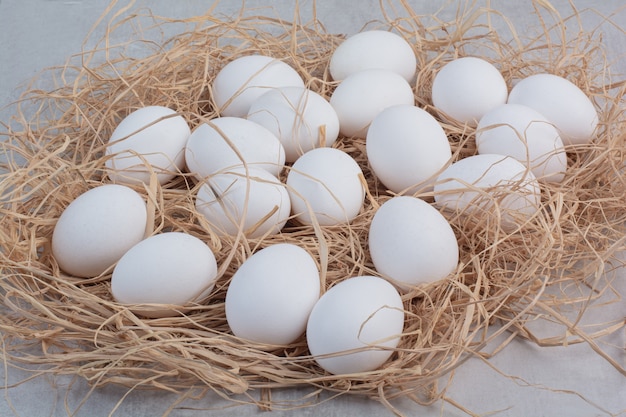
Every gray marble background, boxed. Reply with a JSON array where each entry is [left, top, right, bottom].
[[1, 1, 625, 416]]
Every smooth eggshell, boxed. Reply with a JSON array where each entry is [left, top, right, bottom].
[[329, 30, 417, 82], [431, 57, 508, 126], [51, 184, 147, 278], [225, 243, 320, 346], [105, 106, 190, 185], [476, 103, 567, 183], [212, 55, 305, 117], [366, 104, 452, 194], [369, 196, 459, 289], [185, 117, 286, 179], [286, 147, 365, 226], [247, 86, 340, 163], [306, 275, 404, 375], [507, 73, 599, 145], [195, 167, 291, 238], [434, 154, 541, 231], [329, 69, 415, 138], [111, 232, 218, 318]]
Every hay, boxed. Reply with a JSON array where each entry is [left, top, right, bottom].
[[1, 0, 624, 414]]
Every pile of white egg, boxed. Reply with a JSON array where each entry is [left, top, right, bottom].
[[51, 29, 599, 375]]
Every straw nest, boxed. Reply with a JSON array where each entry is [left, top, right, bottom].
[[1, 0, 625, 414]]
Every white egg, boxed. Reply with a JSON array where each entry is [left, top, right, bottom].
[[369, 196, 459, 289], [212, 55, 305, 117], [195, 167, 291, 238], [185, 117, 286, 179], [329, 30, 417, 82], [105, 106, 190, 185], [476, 103, 567, 183], [247, 86, 340, 163], [434, 154, 541, 231], [366, 104, 452, 194], [286, 147, 365, 226], [111, 232, 218, 318], [225, 243, 320, 346], [431, 57, 508, 126], [306, 275, 404, 375], [329, 69, 415, 138], [51, 184, 147, 278], [507, 73, 599, 145]]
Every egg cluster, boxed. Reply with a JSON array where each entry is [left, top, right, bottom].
[[50, 29, 599, 376]]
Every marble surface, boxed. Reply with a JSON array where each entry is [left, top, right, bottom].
[[1, 1, 625, 416]]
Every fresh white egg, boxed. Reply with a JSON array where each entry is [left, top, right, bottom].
[[286, 147, 365, 226], [225, 243, 320, 346], [476, 103, 567, 183], [195, 167, 291, 238], [431, 57, 508, 126], [51, 184, 148, 278], [306, 275, 404, 375], [212, 55, 305, 117], [434, 154, 541, 231], [105, 106, 190, 185], [329, 30, 417, 82], [247, 86, 340, 163], [329, 69, 415, 138], [185, 117, 285, 179], [369, 196, 459, 289], [507, 73, 599, 145], [366, 104, 452, 194], [111, 232, 218, 318]]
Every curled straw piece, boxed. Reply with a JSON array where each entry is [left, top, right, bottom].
[[0, 0, 625, 415]]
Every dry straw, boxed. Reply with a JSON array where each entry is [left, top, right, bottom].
[[1, 0, 625, 415]]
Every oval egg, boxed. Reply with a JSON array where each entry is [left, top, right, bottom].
[[306, 275, 404, 375], [434, 154, 541, 231], [247, 86, 340, 163], [329, 30, 417, 82], [329, 68, 415, 138], [195, 167, 291, 238], [369, 196, 459, 289], [105, 105, 190, 185], [51, 184, 147, 278], [431, 57, 508, 126], [366, 104, 452, 194], [111, 232, 218, 318], [212, 55, 305, 117], [185, 117, 286, 179], [225, 243, 320, 346], [476, 103, 567, 183], [286, 147, 365, 226], [507, 73, 599, 145]]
